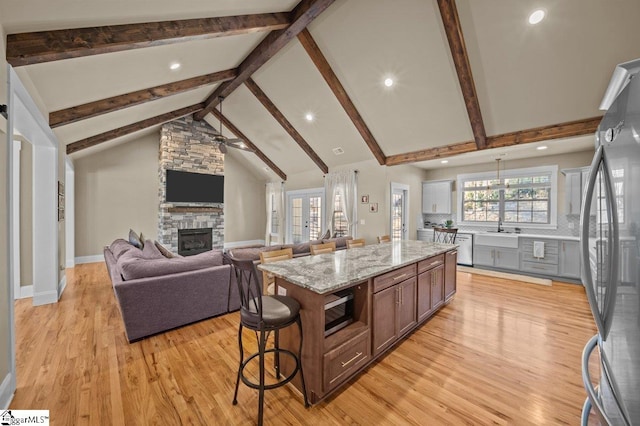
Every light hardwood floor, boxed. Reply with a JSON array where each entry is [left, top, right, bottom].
[[11, 263, 597, 425]]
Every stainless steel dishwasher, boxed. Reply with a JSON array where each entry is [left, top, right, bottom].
[[456, 233, 473, 266]]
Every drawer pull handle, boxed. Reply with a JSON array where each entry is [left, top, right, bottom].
[[393, 273, 408, 281], [341, 351, 363, 368], [428, 261, 442, 267]]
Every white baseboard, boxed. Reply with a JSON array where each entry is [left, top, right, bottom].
[[0, 372, 14, 410], [223, 239, 265, 249], [66, 258, 75, 268], [58, 275, 67, 298], [74, 254, 104, 264], [16, 285, 33, 299]]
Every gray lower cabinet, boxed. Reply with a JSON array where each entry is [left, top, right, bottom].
[[473, 245, 519, 270], [520, 238, 559, 276], [559, 240, 581, 279]]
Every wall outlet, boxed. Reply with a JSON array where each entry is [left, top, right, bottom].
[[568, 222, 575, 230], [360, 219, 365, 225]]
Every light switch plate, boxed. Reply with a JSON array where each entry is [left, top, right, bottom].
[[360, 219, 365, 225], [277, 287, 287, 296]]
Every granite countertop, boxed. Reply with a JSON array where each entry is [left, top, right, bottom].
[[258, 240, 456, 295], [418, 228, 580, 241]]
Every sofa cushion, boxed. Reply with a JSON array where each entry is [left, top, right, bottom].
[[118, 249, 224, 280], [154, 241, 181, 259], [142, 240, 164, 259], [323, 236, 353, 250], [110, 239, 138, 260]]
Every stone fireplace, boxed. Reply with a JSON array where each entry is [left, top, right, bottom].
[[158, 117, 225, 253]]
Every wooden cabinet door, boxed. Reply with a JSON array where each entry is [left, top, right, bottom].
[[431, 265, 445, 310], [417, 271, 433, 322], [372, 285, 398, 356], [474, 245, 494, 266], [494, 248, 519, 270], [444, 250, 457, 301], [397, 277, 417, 336]]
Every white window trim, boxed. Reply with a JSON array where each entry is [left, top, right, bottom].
[[456, 165, 558, 229]]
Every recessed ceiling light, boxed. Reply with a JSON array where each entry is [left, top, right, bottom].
[[528, 9, 545, 25], [170, 62, 181, 70], [384, 78, 394, 87], [537, 145, 548, 150], [441, 160, 449, 164], [305, 112, 314, 122]]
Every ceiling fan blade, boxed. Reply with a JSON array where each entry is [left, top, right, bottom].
[[225, 138, 244, 144]]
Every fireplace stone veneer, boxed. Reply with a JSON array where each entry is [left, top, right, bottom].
[[158, 117, 225, 252]]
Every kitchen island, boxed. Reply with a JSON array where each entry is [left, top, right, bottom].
[[258, 240, 458, 404]]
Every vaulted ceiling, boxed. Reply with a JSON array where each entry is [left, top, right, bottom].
[[2, 0, 639, 180]]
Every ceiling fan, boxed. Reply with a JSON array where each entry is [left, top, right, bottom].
[[213, 96, 254, 153]]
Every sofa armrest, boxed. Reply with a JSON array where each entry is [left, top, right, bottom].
[[112, 264, 232, 341]]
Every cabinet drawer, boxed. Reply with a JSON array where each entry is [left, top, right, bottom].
[[521, 261, 558, 276], [323, 329, 370, 392], [417, 254, 445, 274], [521, 251, 559, 264], [521, 240, 559, 254], [373, 264, 416, 293]]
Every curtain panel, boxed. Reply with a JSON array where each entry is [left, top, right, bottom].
[[265, 182, 284, 245], [324, 170, 358, 237]]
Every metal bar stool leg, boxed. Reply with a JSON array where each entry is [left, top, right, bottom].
[[258, 329, 267, 426], [297, 316, 310, 407], [232, 324, 244, 405], [274, 329, 281, 379]]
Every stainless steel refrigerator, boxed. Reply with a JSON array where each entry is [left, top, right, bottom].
[[580, 58, 640, 425]]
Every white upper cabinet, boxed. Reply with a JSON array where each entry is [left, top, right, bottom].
[[422, 180, 453, 214], [562, 167, 594, 216]]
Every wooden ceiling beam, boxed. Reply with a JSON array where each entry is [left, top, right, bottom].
[[386, 141, 478, 166], [50, 68, 237, 128], [297, 29, 386, 165], [210, 108, 287, 181], [437, 0, 487, 150], [385, 116, 602, 166], [486, 116, 602, 149], [194, 0, 336, 120], [66, 103, 203, 154], [244, 78, 328, 174], [6, 13, 290, 66]]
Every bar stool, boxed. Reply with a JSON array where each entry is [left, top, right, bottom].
[[346, 238, 366, 248], [229, 257, 309, 426], [310, 241, 336, 255], [377, 235, 391, 243], [259, 248, 293, 295], [433, 227, 458, 244]]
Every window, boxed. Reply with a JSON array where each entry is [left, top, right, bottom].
[[458, 166, 558, 228], [332, 193, 348, 237]]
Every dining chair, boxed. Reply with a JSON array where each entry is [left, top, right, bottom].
[[259, 248, 293, 295], [346, 238, 366, 249], [310, 241, 336, 255]]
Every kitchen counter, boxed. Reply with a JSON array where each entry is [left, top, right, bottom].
[[418, 228, 579, 242], [258, 240, 456, 294]]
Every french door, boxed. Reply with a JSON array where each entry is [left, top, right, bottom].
[[391, 183, 410, 240], [286, 188, 324, 243]]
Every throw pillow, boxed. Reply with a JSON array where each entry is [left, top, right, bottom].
[[321, 229, 331, 240], [155, 241, 177, 258], [128, 229, 143, 249]]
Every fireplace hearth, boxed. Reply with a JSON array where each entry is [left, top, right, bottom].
[[178, 228, 213, 256]]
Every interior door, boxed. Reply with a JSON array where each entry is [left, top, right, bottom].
[[391, 183, 409, 240], [286, 189, 323, 243]]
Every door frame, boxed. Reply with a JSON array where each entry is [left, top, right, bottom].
[[285, 187, 325, 243], [390, 182, 410, 240]]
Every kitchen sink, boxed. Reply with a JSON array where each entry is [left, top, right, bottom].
[[475, 232, 519, 248], [485, 230, 514, 233]]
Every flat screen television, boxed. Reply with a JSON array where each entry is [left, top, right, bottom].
[[165, 170, 224, 203]]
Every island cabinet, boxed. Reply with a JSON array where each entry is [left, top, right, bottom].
[[372, 264, 417, 356], [264, 242, 458, 405], [417, 255, 444, 322]]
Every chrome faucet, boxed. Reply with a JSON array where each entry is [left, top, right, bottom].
[[497, 217, 504, 233]]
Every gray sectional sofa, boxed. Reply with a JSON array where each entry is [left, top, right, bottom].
[[226, 236, 353, 263], [104, 239, 239, 342]]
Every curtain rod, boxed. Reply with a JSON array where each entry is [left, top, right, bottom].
[[323, 170, 358, 177]]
